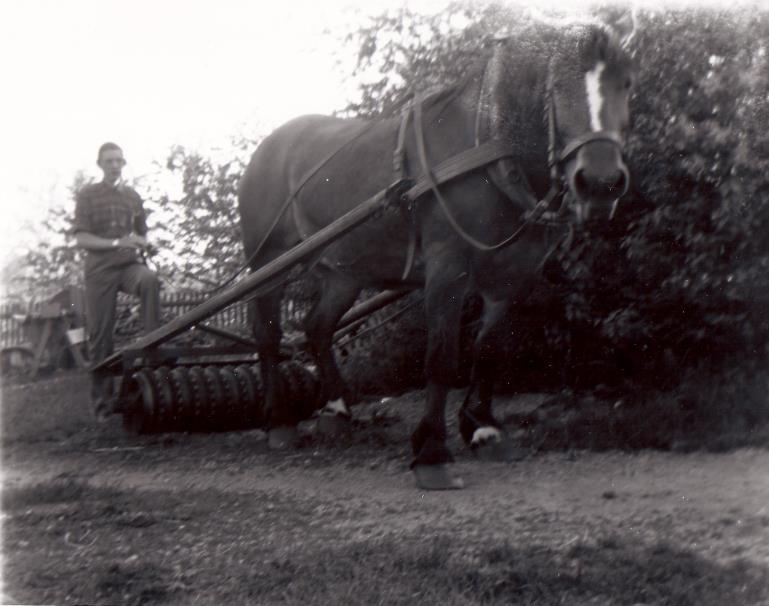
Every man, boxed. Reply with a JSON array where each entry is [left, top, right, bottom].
[[73, 142, 161, 421]]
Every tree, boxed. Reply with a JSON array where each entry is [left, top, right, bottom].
[[147, 137, 258, 291], [8, 172, 90, 301], [340, 2, 519, 118]]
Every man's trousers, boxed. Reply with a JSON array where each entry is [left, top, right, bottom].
[[86, 262, 160, 412]]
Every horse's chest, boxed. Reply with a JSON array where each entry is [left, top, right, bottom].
[[471, 232, 558, 298]]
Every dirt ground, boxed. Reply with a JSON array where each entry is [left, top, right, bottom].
[[3, 370, 769, 605]]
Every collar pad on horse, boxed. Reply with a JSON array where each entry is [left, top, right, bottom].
[[397, 96, 567, 254]]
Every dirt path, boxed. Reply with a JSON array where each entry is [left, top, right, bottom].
[[3, 372, 769, 605], [6, 444, 769, 559]]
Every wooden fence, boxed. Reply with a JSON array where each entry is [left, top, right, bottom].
[[1, 289, 311, 350], [0, 302, 28, 349]]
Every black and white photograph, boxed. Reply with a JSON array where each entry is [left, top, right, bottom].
[[2, 0, 769, 604]]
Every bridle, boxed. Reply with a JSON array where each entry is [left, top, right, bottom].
[[543, 67, 626, 208]]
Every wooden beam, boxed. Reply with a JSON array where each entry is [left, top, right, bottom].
[[195, 323, 258, 348], [94, 184, 398, 374]]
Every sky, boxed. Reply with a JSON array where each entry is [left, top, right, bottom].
[[0, 0, 762, 277]]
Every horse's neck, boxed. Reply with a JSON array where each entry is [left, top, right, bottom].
[[418, 81, 482, 160], [482, 47, 551, 196]]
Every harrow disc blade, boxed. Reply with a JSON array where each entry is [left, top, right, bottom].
[[152, 367, 176, 431], [234, 364, 262, 428], [218, 365, 242, 430], [123, 368, 157, 434], [202, 365, 225, 431], [186, 365, 209, 431], [169, 367, 193, 428]]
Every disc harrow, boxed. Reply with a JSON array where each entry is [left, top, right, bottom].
[[122, 361, 318, 434], [95, 184, 412, 436]]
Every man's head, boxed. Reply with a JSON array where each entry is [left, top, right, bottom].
[[97, 142, 126, 184]]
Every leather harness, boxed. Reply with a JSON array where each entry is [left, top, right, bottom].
[[391, 63, 626, 279], [243, 62, 625, 286]]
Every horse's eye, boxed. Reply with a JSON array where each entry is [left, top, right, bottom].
[[624, 78, 633, 90]]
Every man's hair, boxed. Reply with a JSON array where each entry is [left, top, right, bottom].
[[97, 142, 123, 165]]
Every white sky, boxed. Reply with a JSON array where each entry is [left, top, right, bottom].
[[0, 0, 381, 263], [0, 0, 762, 272]]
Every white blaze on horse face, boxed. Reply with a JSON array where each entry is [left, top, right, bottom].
[[585, 61, 606, 132]]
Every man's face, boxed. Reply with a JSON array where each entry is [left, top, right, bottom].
[[99, 149, 126, 184]]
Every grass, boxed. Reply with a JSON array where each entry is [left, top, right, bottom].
[[6, 476, 769, 606], [238, 537, 769, 606]]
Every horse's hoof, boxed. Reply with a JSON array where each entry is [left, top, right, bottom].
[[268, 426, 298, 449], [317, 412, 351, 438], [412, 464, 464, 490]]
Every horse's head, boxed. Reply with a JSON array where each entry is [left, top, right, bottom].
[[548, 23, 635, 223]]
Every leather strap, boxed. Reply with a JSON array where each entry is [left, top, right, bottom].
[[556, 130, 623, 165], [412, 100, 553, 252], [404, 139, 522, 202]]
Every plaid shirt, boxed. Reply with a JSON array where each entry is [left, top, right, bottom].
[[73, 181, 147, 238], [73, 181, 149, 273]]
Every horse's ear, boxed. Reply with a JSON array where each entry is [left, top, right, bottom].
[[596, 6, 638, 49]]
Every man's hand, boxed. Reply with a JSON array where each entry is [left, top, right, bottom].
[[117, 234, 148, 250]]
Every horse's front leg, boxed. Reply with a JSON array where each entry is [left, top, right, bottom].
[[304, 265, 360, 430], [458, 295, 515, 457], [411, 263, 469, 489]]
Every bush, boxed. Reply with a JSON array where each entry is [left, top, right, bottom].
[[565, 9, 769, 387]]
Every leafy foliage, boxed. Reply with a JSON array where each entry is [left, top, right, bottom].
[[560, 9, 769, 384], [149, 140, 255, 290], [9, 172, 90, 301], [339, 5, 769, 395], [341, 2, 520, 117]]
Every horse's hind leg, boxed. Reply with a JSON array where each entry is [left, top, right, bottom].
[[304, 265, 360, 421], [251, 285, 296, 444], [458, 296, 514, 453]]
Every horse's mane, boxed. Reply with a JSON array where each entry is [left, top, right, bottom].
[[401, 19, 631, 128], [420, 51, 491, 118]]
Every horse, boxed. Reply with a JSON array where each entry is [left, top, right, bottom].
[[237, 19, 636, 489]]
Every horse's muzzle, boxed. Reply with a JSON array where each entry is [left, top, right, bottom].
[[566, 141, 630, 223]]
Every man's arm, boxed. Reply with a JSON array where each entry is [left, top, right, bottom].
[[75, 232, 147, 251]]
